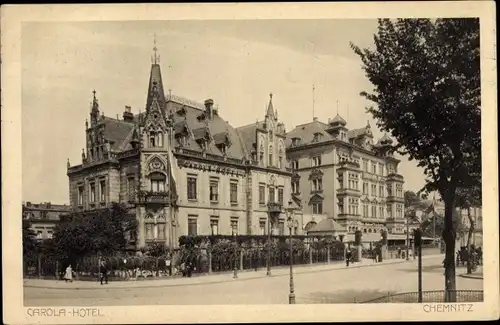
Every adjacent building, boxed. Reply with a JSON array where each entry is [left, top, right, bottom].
[[66, 46, 295, 250], [22, 202, 71, 240], [285, 115, 406, 242]]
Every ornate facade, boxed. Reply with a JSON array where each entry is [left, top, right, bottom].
[[66, 46, 293, 250], [285, 114, 405, 242]]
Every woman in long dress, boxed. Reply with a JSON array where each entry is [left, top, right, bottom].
[[64, 264, 73, 282]]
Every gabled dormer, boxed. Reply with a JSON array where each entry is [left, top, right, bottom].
[[213, 131, 232, 155], [193, 124, 212, 151]]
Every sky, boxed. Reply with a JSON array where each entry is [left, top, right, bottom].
[[22, 20, 427, 204]]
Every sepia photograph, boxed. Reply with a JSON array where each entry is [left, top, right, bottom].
[[2, 2, 498, 324]]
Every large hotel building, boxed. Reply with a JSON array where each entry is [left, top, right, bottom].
[[285, 115, 406, 242], [65, 44, 407, 249]]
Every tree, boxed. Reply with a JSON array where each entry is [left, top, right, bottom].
[[404, 190, 420, 208], [22, 219, 38, 256], [455, 186, 481, 274], [351, 18, 481, 301], [53, 202, 138, 266]]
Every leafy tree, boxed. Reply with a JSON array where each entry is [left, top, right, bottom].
[[404, 190, 421, 208], [52, 202, 138, 266], [351, 18, 480, 301], [420, 209, 465, 239]]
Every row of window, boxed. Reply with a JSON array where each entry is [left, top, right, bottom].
[[258, 184, 284, 205], [187, 216, 240, 236], [257, 219, 298, 236], [290, 155, 322, 170], [347, 226, 383, 234], [362, 204, 386, 219], [77, 179, 106, 205], [290, 155, 397, 176]]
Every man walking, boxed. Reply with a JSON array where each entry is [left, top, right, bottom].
[[100, 260, 108, 285], [346, 250, 352, 267]]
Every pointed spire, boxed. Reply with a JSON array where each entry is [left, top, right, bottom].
[[90, 90, 100, 125], [266, 92, 274, 117], [146, 46, 166, 111]]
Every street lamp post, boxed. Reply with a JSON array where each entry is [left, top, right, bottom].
[[406, 220, 410, 261], [266, 216, 272, 276], [286, 200, 297, 304]]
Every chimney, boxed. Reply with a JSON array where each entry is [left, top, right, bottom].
[[123, 105, 134, 122], [204, 99, 214, 119]]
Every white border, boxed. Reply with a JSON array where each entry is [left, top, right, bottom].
[[2, 2, 498, 323]]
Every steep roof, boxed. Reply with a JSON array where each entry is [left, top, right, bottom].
[[285, 120, 334, 148], [101, 117, 135, 151], [235, 121, 263, 155], [146, 64, 166, 111]]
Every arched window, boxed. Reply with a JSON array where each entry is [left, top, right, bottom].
[[149, 131, 156, 147], [278, 148, 283, 169], [304, 221, 317, 232], [149, 172, 166, 192]]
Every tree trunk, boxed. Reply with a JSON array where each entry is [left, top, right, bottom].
[[466, 207, 475, 274], [442, 193, 457, 302]]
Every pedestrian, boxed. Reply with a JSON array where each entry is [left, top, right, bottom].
[[346, 250, 352, 267], [372, 249, 377, 263], [180, 261, 186, 277], [100, 260, 108, 285], [64, 264, 73, 283]]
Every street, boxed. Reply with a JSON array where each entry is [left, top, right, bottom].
[[24, 256, 482, 306]]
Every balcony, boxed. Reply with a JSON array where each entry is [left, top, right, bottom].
[[137, 191, 171, 206], [337, 187, 362, 197], [267, 202, 283, 214], [386, 195, 404, 203]]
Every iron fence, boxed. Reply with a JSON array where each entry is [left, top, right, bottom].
[[361, 290, 484, 303]]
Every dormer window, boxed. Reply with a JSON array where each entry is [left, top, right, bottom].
[[313, 132, 323, 142], [291, 137, 301, 146]]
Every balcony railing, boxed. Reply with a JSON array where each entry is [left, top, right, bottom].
[[137, 191, 171, 205], [267, 202, 283, 214]]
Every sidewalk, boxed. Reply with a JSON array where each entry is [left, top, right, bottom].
[[24, 254, 443, 290]]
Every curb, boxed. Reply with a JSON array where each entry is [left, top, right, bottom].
[[24, 258, 411, 291], [459, 273, 483, 280]]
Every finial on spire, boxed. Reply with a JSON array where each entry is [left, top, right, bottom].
[[152, 33, 159, 64], [269, 92, 273, 100], [67, 158, 70, 168], [336, 100, 339, 115], [92, 89, 96, 100]]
